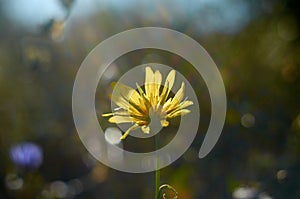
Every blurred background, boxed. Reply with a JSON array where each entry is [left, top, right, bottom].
[[0, 0, 300, 198]]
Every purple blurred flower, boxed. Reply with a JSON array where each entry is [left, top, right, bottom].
[[10, 142, 43, 169]]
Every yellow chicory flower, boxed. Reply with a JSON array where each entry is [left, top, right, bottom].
[[102, 67, 193, 139]]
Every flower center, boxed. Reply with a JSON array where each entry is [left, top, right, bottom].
[[148, 107, 164, 134]]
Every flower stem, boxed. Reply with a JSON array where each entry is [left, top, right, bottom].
[[155, 133, 160, 199]]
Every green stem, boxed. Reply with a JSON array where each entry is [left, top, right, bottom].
[[155, 133, 160, 199]]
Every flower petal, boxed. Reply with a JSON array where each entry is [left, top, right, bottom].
[[162, 98, 173, 113], [160, 120, 169, 127], [111, 82, 141, 110], [136, 82, 151, 110], [120, 124, 139, 140], [166, 100, 193, 117], [165, 82, 185, 112], [165, 70, 175, 91], [141, 125, 150, 134], [167, 109, 191, 118], [154, 70, 162, 100], [102, 113, 114, 117], [145, 67, 154, 96], [108, 115, 134, 123], [160, 70, 175, 104], [173, 82, 185, 103], [179, 100, 193, 109]]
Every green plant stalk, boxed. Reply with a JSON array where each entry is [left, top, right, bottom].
[[155, 133, 160, 199]]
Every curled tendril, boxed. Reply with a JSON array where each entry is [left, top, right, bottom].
[[158, 184, 178, 199]]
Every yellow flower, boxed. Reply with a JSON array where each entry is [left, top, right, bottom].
[[102, 67, 193, 139]]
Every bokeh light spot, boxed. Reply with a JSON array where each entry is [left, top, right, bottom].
[[241, 113, 255, 128], [105, 127, 122, 145], [276, 169, 287, 181], [50, 181, 69, 199], [5, 173, 24, 190], [233, 187, 258, 199]]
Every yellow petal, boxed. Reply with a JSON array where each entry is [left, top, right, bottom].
[[145, 67, 154, 96], [160, 70, 176, 104], [166, 100, 193, 117], [115, 97, 130, 111], [128, 100, 147, 115], [179, 100, 193, 109], [111, 110, 131, 116], [154, 70, 162, 99], [141, 125, 150, 134], [162, 98, 173, 113], [111, 82, 141, 110], [120, 124, 139, 140], [108, 116, 133, 123], [167, 109, 191, 118], [102, 113, 114, 117], [136, 82, 151, 110], [166, 82, 185, 112], [173, 82, 185, 103], [160, 120, 169, 127], [165, 70, 175, 90], [136, 82, 147, 99]]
